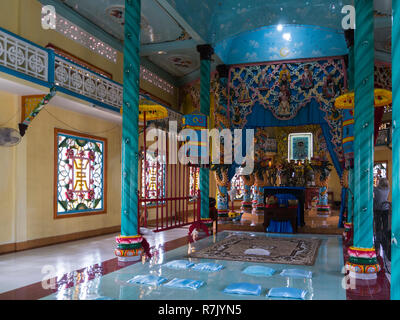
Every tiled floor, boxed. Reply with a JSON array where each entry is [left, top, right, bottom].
[[41, 232, 347, 300], [0, 224, 391, 300], [0, 227, 189, 295]]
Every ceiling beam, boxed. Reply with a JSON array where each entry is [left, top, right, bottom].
[[176, 60, 220, 87], [140, 39, 197, 56], [154, 0, 205, 44]]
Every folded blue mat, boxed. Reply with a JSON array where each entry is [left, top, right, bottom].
[[223, 282, 262, 296], [163, 260, 194, 270], [280, 269, 313, 279], [267, 287, 308, 300], [127, 274, 167, 286], [242, 265, 276, 277], [163, 278, 205, 290], [192, 262, 224, 273]]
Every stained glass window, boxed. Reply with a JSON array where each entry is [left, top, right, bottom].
[[141, 152, 166, 206], [189, 166, 200, 198], [55, 129, 106, 217], [231, 173, 244, 200]]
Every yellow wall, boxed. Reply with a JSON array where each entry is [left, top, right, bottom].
[[0, 91, 123, 245], [26, 105, 122, 240], [0, 92, 19, 244]]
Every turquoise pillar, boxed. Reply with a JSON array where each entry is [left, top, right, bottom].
[[345, 0, 380, 278], [392, 0, 400, 300], [347, 168, 354, 223], [347, 31, 355, 224], [115, 0, 145, 262], [215, 64, 230, 220], [197, 45, 214, 221]]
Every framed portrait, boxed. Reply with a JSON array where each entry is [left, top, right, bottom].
[[288, 133, 313, 161]]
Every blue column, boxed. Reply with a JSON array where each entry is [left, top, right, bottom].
[[391, 0, 400, 300], [215, 64, 231, 219], [197, 45, 214, 221], [347, 168, 354, 223], [353, 0, 375, 249], [346, 0, 380, 278], [347, 30, 355, 225], [114, 0, 145, 263], [121, 0, 141, 237]]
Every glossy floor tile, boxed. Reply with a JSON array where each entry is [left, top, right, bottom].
[[0, 227, 189, 294], [42, 231, 346, 300]]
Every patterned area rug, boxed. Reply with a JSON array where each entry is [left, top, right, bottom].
[[190, 234, 321, 266]]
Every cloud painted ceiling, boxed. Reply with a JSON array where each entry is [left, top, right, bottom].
[[164, 0, 353, 43], [215, 25, 348, 65]]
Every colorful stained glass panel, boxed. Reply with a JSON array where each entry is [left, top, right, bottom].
[[55, 130, 106, 216], [141, 153, 166, 206], [189, 166, 200, 198]]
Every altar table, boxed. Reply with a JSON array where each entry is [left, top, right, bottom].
[[264, 187, 306, 226]]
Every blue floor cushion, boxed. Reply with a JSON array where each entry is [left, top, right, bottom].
[[163, 260, 194, 270], [242, 265, 276, 277], [127, 274, 167, 286], [280, 269, 313, 279], [223, 282, 262, 296], [163, 278, 205, 290], [267, 287, 308, 300], [192, 262, 224, 272]]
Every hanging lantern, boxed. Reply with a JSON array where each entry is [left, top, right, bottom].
[[182, 111, 208, 166], [138, 102, 168, 121], [335, 88, 392, 169], [335, 89, 392, 109]]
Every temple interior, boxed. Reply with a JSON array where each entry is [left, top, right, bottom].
[[0, 0, 398, 301]]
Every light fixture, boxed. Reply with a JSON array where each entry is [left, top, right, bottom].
[[283, 33, 292, 41], [277, 24, 283, 31]]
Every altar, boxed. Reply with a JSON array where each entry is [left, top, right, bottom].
[[263, 187, 306, 227], [211, 56, 347, 229]]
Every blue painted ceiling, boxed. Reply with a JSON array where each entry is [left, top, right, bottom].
[[56, 0, 392, 83], [164, 0, 353, 43], [215, 25, 348, 65]]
